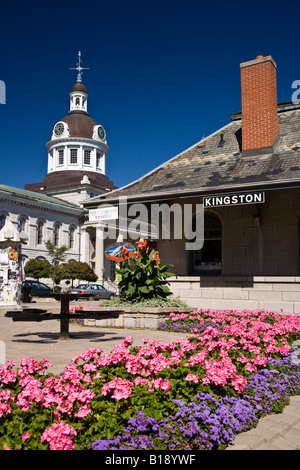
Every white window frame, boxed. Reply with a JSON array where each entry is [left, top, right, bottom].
[[58, 148, 64, 165], [84, 149, 91, 165], [70, 148, 78, 164]]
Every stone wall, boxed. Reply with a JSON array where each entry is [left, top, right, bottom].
[[153, 188, 300, 315], [169, 276, 300, 314], [157, 189, 300, 278], [84, 306, 191, 329]]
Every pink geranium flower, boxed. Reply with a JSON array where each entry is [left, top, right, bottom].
[[185, 373, 200, 383], [41, 421, 77, 450]]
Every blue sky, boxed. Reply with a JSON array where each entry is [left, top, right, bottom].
[[1, 0, 300, 191]]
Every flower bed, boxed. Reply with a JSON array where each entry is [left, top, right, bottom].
[[1, 308, 300, 450]]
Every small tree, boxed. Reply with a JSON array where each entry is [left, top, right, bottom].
[[59, 261, 98, 287], [44, 240, 68, 287], [24, 259, 52, 281]]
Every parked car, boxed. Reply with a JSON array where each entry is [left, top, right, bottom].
[[68, 283, 116, 300], [22, 280, 53, 295], [21, 280, 54, 301]]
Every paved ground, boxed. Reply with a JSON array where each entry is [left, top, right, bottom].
[[0, 299, 300, 450], [0, 299, 191, 375]]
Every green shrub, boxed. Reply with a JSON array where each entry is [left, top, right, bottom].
[[114, 240, 175, 302]]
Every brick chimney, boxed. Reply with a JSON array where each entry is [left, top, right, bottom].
[[240, 55, 279, 155]]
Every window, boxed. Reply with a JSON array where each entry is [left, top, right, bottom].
[[54, 223, 60, 246], [58, 149, 64, 165], [84, 149, 91, 165], [18, 216, 26, 232], [37, 221, 44, 245], [96, 151, 102, 169], [69, 226, 75, 249], [193, 211, 222, 273], [70, 149, 78, 164], [0, 214, 6, 230]]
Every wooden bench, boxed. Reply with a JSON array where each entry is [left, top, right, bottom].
[[5, 293, 124, 339]]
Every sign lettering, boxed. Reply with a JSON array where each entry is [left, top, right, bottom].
[[203, 191, 265, 208], [89, 206, 118, 221]]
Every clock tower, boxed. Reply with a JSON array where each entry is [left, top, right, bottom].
[[25, 52, 116, 205]]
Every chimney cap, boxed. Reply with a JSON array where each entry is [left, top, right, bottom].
[[240, 55, 277, 69]]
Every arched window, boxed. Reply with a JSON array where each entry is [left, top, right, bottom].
[[194, 211, 222, 273], [54, 223, 60, 246], [69, 226, 75, 249], [37, 220, 44, 245], [18, 215, 27, 232], [0, 214, 6, 230]]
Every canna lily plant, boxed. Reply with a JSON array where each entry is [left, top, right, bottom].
[[114, 240, 175, 301]]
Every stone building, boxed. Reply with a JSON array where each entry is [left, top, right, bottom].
[[83, 54, 300, 314], [0, 185, 84, 265]]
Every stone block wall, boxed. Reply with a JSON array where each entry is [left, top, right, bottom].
[[169, 276, 300, 314], [84, 306, 191, 329]]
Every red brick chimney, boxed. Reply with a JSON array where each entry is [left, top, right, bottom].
[[240, 55, 279, 155]]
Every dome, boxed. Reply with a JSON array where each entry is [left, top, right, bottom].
[[71, 82, 87, 93], [60, 112, 98, 139]]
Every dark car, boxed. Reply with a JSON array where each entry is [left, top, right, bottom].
[[22, 280, 52, 295], [68, 283, 116, 300]]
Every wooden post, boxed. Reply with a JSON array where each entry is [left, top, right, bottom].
[[59, 294, 70, 339]]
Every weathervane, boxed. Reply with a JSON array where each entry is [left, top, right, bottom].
[[69, 51, 89, 83]]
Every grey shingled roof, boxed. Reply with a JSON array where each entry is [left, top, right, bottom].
[[84, 101, 300, 206]]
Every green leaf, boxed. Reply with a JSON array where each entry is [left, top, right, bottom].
[[138, 286, 150, 293], [160, 271, 175, 279], [126, 283, 136, 295]]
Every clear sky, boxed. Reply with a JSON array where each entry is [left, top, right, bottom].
[[1, 0, 300, 191]]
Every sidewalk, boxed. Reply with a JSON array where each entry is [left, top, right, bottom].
[[0, 300, 191, 375], [228, 395, 300, 450], [1, 300, 300, 450]]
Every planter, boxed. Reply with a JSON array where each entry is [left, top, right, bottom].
[[83, 306, 192, 329]]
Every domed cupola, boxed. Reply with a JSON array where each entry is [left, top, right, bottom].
[[25, 52, 116, 202], [45, 51, 109, 178]]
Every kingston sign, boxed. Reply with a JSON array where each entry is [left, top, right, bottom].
[[203, 191, 265, 208]]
